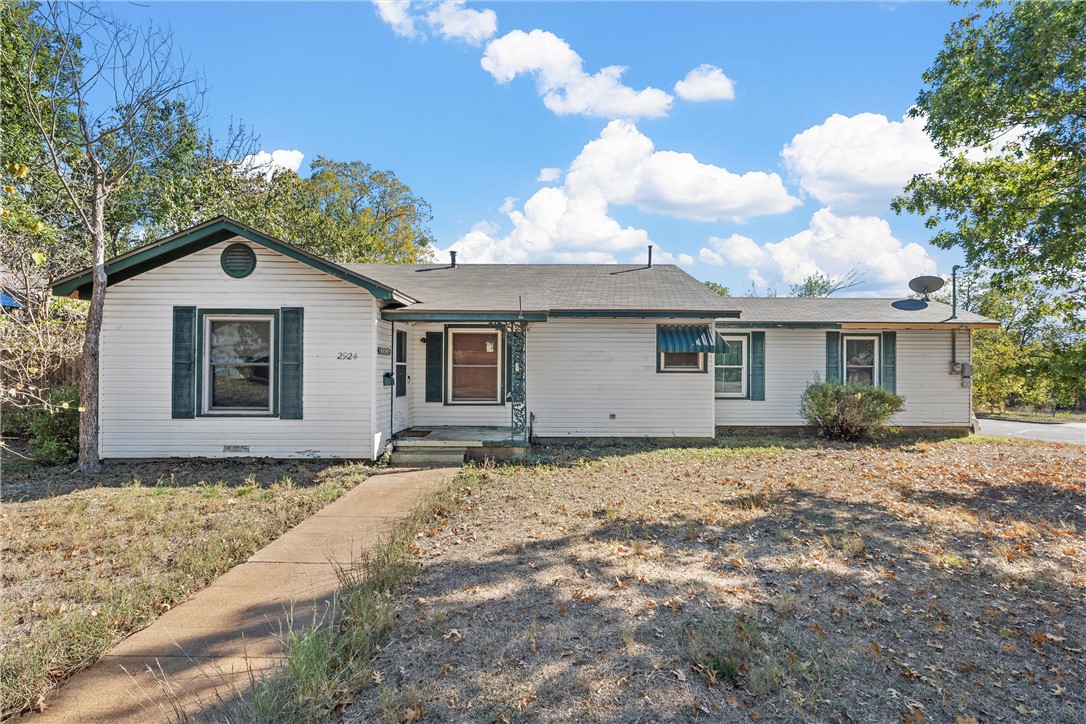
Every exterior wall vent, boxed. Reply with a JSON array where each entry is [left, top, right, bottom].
[[221, 243, 257, 278]]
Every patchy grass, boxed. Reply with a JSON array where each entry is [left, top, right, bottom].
[[345, 437, 1086, 723], [218, 473, 464, 722], [0, 456, 376, 718]]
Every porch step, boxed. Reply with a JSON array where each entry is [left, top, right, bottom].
[[390, 447, 467, 467]]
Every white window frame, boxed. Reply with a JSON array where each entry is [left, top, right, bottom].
[[659, 351, 705, 373], [202, 314, 276, 415], [715, 335, 747, 398], [843, 335, 879, 386], [447, 328, 503, 404]]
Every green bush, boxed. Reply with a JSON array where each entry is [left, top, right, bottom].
[[799, 380, 904, 441], [26, 384, 80, 465]]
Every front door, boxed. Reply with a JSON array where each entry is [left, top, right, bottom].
[[392, 329, 409, 432]]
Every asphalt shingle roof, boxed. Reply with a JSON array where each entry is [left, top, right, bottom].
[[716, 297, 997, 325], [346, 263, 738, 314]]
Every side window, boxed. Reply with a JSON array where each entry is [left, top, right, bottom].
[[204, 315, 274, 413], [715, 335, 746, 397], [395, 330, 407, 398], [659, 351, 703, 371], [657, 325, 712, 373], [843, 336, 878, 385]]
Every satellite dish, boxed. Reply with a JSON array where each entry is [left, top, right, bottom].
[[908, 275, 945, 301]]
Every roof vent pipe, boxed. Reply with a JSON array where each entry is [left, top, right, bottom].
[[647, 245, 653, 268], [450, 250, 457, 268]]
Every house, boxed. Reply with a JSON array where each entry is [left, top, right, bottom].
[[51, 217, 998, 462]]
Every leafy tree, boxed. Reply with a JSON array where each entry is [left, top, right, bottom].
[[18, 1, 202, 472], [892, 1, 1086, 311], [703, 281, 729, 297], [942, 267, 1085, 411], [240, 158, 434, 263]]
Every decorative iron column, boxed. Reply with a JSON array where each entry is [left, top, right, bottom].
[[503, 321, 528, 444]]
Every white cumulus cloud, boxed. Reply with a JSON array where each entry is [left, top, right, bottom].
[[536, 167, 561, 182], [481, 29, 672, 119], [426, 0, 497, 45], [240, 149, 305, 180], [567, 120, 800, 223], [451, 122, 799, 264], [372, 1, 417, 38], [698, 208, 938, 295], [781, 112, 942, 207], [674, 64, 736, 102]]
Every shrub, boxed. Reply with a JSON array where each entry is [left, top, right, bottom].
[[800, 380, 904, 441], [26, 384, 80, 465]]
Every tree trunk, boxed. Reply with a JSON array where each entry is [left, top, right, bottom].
[[77, 176, 107, 474]]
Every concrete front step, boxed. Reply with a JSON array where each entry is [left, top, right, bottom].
[[390, 448, 467, 466]]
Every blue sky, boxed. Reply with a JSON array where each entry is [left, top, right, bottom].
[[110, 1, 970, 295]]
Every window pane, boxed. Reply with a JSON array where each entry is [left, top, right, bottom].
[[715, 367, 743, 395], [845, 339, 875, 367], [211, 365, 270, 408], [716, 338, 744, 367], [846, 367, 874, 385], [452, 333, 497, 365], [664, 352, 700, 369], [395, 363, 407, 397], [395, 331, 407, 364], [452, 366, 497, 400], [210, 320, 271, 364]]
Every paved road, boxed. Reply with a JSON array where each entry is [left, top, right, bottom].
[[978, 418, 1085, 445]]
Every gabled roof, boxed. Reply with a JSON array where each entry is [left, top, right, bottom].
[[716, 297, 999, 328], [50, 216, 412, 303], [348, 263, 738, 319]]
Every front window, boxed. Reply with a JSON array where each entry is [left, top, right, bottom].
[[844, 336, 878, 385], [449, 329, 501, 403], [715, 335, 746, 397], [205, 315, 274, 412]]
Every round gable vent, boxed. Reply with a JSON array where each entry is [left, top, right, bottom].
[[221, 243, 256, 278]]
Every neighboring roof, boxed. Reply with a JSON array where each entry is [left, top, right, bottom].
[[348, 263, 738, 318], [50, 217, 412, 303], [715, 297, 999, 328]]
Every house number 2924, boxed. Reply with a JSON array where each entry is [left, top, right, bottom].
[[337, 352, 358, 360]]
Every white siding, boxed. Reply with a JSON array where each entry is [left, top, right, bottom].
[[715, 328, 973, 428], [528, 318, 715, 438], [99, 239, 376, 459], [373, 316, 393, 454], [892, 328, 973, 426]]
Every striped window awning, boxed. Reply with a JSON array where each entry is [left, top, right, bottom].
[[657, 325, 714, 353]]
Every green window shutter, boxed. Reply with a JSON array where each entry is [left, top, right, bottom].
[[825, 331, 842, 382], [171, 306, 196, 419], [425, 332, 443, 403], [881, 331, 897, 393], [750, 331, 766, 401], [280, 308, 304, 419]]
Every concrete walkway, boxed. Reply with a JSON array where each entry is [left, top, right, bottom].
[[32, 466, 459, 723]]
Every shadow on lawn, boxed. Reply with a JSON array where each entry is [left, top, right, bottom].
[[361, 486, 1085, 723], [1, 457, 366, 503]]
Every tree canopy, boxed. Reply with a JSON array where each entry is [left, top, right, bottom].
[[892, 1, 1086, 312]]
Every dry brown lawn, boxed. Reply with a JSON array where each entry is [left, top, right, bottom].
[[347, 436, 1085, 723], [0, 456, 375, 717]]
